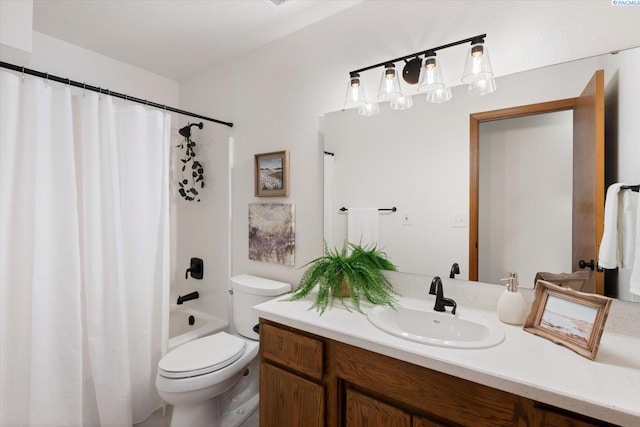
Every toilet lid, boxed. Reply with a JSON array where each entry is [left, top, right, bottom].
[[158, 332, 246, 379]]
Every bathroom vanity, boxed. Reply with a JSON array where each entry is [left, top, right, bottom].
[[255, 294, 640, 426]]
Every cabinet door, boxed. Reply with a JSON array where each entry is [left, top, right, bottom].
[[260, 362, 324, 427], [346, 388, 411, 427], [538, 408, 613, 427], [413, 415, 449, 427]]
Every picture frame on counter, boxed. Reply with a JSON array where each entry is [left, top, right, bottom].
[[524, 280, 612, 360]]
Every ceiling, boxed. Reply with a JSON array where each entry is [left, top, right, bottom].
[[33, 0, 362, 81], [32, 0, 640, 85]]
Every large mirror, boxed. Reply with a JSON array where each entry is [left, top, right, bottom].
[[322, 47, 639, 302]]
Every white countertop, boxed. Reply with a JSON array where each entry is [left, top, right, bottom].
[[254, 294, 640, 426]]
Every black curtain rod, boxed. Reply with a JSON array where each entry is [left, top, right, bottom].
[[0, 61, 233, 128]]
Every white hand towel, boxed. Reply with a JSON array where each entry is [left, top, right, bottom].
[[598, 183, 626, 269], [620, 190, 638, 269], [629, 191, 640, 296], [347, 208, 379, 248]]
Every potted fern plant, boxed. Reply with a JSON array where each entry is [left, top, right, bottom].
[[289, 242, 398, 314]]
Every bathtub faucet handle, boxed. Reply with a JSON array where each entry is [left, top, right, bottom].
[[185, 257, 204, 280]]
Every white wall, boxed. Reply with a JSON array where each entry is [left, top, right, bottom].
[[178, 2, 640, 298], [19, 32, 179, 106], [172, 126, 233, 321], [0, 0, 33, 64]]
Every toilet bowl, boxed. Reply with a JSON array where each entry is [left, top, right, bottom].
[[156, 275, 290, 427]]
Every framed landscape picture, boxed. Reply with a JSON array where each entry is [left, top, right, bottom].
[[524, 280, 612, 360], [255, 150, 289, 197]]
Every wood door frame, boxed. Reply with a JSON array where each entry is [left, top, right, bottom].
[[469, 98, 578, 282]]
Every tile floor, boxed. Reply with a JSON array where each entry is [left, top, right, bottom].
[[134, 406, 171, 427], [134, 405, 259, 427]]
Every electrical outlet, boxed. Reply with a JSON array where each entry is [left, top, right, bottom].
[[450, 213, 468, 228]]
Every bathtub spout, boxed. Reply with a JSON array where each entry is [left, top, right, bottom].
[[177, 291, 199, 305]]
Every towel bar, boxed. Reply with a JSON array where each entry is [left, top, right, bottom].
[[339, 207, 397, 213]]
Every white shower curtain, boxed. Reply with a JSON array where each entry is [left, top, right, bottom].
[[0, 71, 171, 426]]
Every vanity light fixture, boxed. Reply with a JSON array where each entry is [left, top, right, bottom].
[[417, 52, 445, 94], [462, 38, 496, 95], [344, 72, 367, 108], [377, 63, 402, 101], [358, 101, 380, 116], [389, 95, 413, 110], [344, 33, 495, 114]]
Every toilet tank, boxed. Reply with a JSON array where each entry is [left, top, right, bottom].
[[231, 274, 291, 340]]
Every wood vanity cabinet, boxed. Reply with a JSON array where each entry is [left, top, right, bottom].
[[259, 320, 614, 427]]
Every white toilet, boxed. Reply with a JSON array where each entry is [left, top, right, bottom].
[[156, 274, 291, 427]]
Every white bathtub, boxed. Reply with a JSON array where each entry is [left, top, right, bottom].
[[168, 306, 227, 351]]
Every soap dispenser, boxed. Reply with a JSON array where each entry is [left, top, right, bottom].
[[497, 272, 528, 325]]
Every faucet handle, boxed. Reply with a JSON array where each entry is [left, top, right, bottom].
[[185, 257, 204, 280]]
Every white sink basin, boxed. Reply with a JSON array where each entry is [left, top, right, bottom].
[[367, 306, 505, 349]]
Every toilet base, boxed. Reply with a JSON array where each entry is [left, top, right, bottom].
[[220, 393, 259, 427], [165, 357, 260, 427], [168, 393, 258, 427], [170, 398, 220, 427]]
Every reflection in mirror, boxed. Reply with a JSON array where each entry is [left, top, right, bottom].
[[478, 111, 573, 287], [323, 47, 639, 302]]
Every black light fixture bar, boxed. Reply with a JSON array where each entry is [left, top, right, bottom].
[[349, 33, 486, 76], [0, 61, 234, 128]]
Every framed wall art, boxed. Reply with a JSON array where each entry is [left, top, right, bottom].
[[255, 150, 289, 197], [524, 280, 612, 360], [248, 203, 295, 266]]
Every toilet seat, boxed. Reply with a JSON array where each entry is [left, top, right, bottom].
[[158, 332, 246, 379]]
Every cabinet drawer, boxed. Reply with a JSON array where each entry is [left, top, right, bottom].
[[260, 323, 324, 380]]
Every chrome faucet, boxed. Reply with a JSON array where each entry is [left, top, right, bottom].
[[429, 276, 457, 315]]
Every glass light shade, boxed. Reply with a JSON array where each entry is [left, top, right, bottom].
[[389, 95, 413, 110], [344, 73, 367, 108], [425, 87, 452, 103], [377, 64, 402, 101], [358, 102, 380, 116], [417, 54, 445, 93], [468, 77, 497, 95], [462, 41, 494, 84]]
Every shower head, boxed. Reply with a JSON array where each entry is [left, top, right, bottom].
[[178, 122, 203, 138]]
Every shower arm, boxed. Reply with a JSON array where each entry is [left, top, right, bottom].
[[179, 122, 204, 138]]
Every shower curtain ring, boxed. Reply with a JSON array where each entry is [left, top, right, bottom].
[[45, 72, 49, 86], [21, 66, 25, 82]]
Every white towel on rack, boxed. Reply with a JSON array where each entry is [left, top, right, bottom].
[[347, 208, 379, 248], [598, 183, 627, 269], [620, 190, 638, 269], [629, 191, 640, 296]]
